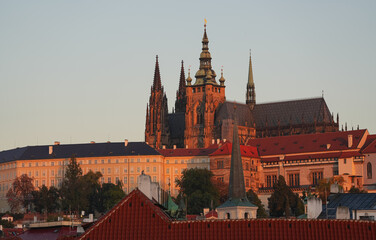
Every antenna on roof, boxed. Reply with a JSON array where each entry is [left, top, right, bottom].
[[322, 90, 324, 98]]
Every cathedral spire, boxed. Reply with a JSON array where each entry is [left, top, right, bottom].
[[179, 60, 186, 92], [153, 55, 162, 91], [246, 50, 256, 110], [175, 60, 187, 113]]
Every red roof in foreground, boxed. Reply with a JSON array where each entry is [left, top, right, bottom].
[[79, 189, 376, 240], [247, 130, 367, 156], [210, 142, 259, 158]]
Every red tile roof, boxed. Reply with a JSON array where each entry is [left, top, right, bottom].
[[362, 135, 376, 154], [204, 210, 218, 219], [247, 130, 367, 156], [79, 189, 376, 240], [209, 142, 259, 158], [158, 145, 219, 157]]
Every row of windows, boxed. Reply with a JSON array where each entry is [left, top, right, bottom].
[[165, 159, 208, 164], [79, 158, 158, 165], [265, 172, 323, 187]]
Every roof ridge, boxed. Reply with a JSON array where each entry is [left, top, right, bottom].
[[255, 97, 324, 106]]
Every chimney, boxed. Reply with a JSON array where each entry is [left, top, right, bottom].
[[326, 144, 331, 150], [223, 139, 227, 142], [54, 141, 60, 145], [212, 139, 215, 144], [185, 145, 188, 149], [348, 135, 353, 148], [90, 141, 95, 144], [216, 139, 220, 144], [124, 139, 128, 147], [49, 146, 53, 155], [173, 145, 176, 149], [162, 145, 166, 149]]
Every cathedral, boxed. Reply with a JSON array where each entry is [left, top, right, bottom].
[[145, 24, 339, 149]]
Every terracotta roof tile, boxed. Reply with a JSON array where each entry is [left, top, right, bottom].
[[79, 189, 376, 240], [247, 130, 367, 156], [158, 145, 219, 157], [209, 142, 259, 158], [362, 135, 376, 154]]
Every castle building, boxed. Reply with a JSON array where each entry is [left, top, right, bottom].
[[145, 23, 339, 149]]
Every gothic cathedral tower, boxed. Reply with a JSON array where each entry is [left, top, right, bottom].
[[184, 23, 226, 148], [145, 56, 169, 149]]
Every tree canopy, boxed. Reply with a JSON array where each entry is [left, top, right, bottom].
[[6, 174, 34, 213], [247, 189, 267, 218], [176, 168, 219, 214], [31, 186, 60, 213], [268, 175, 304, 218]]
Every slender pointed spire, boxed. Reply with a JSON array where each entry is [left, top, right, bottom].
[[153, 55, 162, 91], [179, 60, 186, 91], [175, 60, 187, 113], [228, 109, 247, 201], [248, 50, 254, 86], [246, 50, 256, 109]]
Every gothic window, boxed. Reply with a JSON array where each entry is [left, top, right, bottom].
[[226, 213, 231, 219], [367, 162, 372, 179], [196, 105, 203, 125]]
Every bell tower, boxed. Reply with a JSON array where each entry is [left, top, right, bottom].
[[184, 21, 226, 148]]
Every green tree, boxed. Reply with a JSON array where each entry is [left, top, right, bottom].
[[0, 219, 14, 228], [60, 155, 86, 213], [81, 170, 103, 213], [246, 189, 267, 218], [31, 186, 60, 213], [176, 168, 219, 214], [96, 182, 126, 213], [268, 175, 304, 218], [6, 174, 34, 213]]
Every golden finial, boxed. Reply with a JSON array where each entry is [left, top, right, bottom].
[[204, 18, 207, 28]]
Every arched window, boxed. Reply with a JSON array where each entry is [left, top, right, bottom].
[[226, 213, 231, 219], [367, 162, 372, 179], [244, 212, 249, 219]]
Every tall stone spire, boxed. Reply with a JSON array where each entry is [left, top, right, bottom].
[[246, 50, 256, 110], [228, 113, 247, 200], [175, 61, 187, 113], [153, 55, 162, 91]]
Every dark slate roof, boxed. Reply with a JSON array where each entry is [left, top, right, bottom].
[[168, 112, 185, 139], [253, 97, 333, 128], [0, 142, 161, 163], [215, 101, 254, 127], [319, 193, 376, 219]]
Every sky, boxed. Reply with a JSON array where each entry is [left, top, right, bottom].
[[0, 1, 375, 151]]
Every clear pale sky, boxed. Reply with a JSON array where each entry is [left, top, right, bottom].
[[0, 1, 375, 151]]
